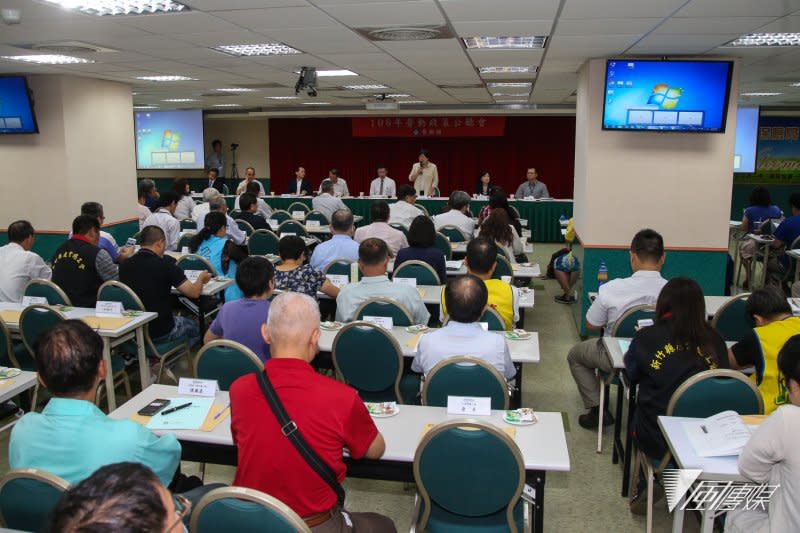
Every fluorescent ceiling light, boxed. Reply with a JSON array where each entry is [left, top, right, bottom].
[[790, 82, 800, 87], [133, 105, 159, 109], [399, 100, 427, 104], [740, 92, 782, 96], [212, 103, 241, 107], [1, 54, 93, 64], [385, 93, 410, 98], [214, 87, 257, 93], [488, 82, 532, 89], [303, 101, 331, 105], [137, 75, 196, 81], [495, 99, 528, 103], [265, 96, 299, 100], [162, 98, 197, 102], [344, 84, 389, 90], [213, 43, 301, 56], [40, 0, 188, 16], [726, 33, 800, 47], [463, 36, 547, 49], [491, 92, 530, 97], [478, 66, 534, 74], [316, 70, 357, 77]]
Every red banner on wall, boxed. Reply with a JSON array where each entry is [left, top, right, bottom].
[[352, 116, 506, 138]]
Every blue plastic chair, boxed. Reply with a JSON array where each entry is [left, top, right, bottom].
[[191, 486, 310, 533], [0, 469, 69, 533], [193, 340, 263, 391], [422, 356, 509, 410]]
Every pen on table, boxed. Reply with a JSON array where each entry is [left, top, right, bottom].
[[161, 402, 192, 416], [700, 424, 708, 434], [213, 403, 230, 420]]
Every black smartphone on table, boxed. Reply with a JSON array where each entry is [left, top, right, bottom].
[[137, 399, 170, 416]]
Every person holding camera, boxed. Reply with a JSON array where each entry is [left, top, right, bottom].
[[205, 140, 225, 190]]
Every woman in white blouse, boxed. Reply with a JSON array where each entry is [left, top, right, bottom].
[[408, 149, 438, 197], [171, 178, 196, 221]]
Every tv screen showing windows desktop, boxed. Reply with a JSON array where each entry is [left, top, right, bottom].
[[0, 76, 38, 134], [602, 59, 733, 133], [135, 109, 205, 170]]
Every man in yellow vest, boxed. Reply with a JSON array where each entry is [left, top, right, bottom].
[[729, 287, 800, 414], [440, 237, 518, 330]]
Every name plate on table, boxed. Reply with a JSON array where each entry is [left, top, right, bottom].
[[445, 260, 463, 270], [21, 295, 47, 306], [306, 220, 321, 229], [268, 219, 278, 228], [291, 211, 305, 220], [280, 233, 296, 239], [178, 377, 219, 397], [393, 277, 417, 287], [637, 319, 654, 329], [184, 270, 203, 283], [363, 316, 393, 329], [480, 322, 489, 331], [326, 274, 349, 288], [95, 301, 123, 317], [447, 396, 491, 416]]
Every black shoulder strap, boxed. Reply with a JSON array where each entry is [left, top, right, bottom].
[[256, 371, 345, 506]]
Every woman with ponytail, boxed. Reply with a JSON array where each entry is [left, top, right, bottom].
[[190, 211, 248, 301]]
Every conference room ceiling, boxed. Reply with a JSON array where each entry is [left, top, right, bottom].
[[1, 0, 800, 111]]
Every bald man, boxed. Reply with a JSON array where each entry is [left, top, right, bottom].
[[230, 293, 395, 532]]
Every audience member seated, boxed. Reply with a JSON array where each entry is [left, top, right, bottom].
[[739, 186, 783, 288], [568, 229, 667, 430], [309, 209, 358, 270], [189, 212, 248, 302], [205, 256, 274, 362], [120, 225, 210, 348], [274, 236, 339, 299], [725, 335, 800, 533], [236, 193, 270, 231], [554, 218, 580, 305], [312, 180, 348, 222], [395, 215, 447, 283], [0, 220, 51, 303], [196, 197, 246, 246], [235, 166, 265, 196], [336, 238, 430, 324], [413, 275, 515, 381], [441, 237, 518, 330], [230, 292, 396, 532], [80, 202, 132, 263], [172, 178, 196, 221], [354, 201, 408, 256], [143, 192, 181, 251], [235, 181, 272, 220], [478, 208, 524, 263], [369, 164, 396, 197], [52, 215, 119, 308], [318, 168, 349, 197], [389, 185, 422, 229], [728, 287, 800, 415], [769, 191, 800, 275], [192, 187, 219, 226], [10, 321, 180, 485], [624, 278, 728, 513], [433, 190, 475, 237], [478, 189, 523, 235], [140, 177, 160, 213], [48, 462, 189, 533]]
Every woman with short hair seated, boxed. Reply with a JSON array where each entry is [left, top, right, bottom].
[[274, 235, 339, 299], [189, 211, 248, 302], [395, 215, 447, 284]]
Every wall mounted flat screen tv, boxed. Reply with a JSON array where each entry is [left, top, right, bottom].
[[602, 59, 733, 133], [0, 76, 38, 134], [135, 109, 204, 169], [734, 106, 759, 173]]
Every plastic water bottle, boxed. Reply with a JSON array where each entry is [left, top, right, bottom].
[[597, 260, 609, 288], [559, 215, 567, 223]]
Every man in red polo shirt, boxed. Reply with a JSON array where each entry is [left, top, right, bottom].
[[230, 292, 395, 532]]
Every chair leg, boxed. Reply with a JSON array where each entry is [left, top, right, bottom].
[[122, 373, 132, 400], [597, 377, 605, 453], [30, 384, 39, 413], [646, 462, 654, 533]]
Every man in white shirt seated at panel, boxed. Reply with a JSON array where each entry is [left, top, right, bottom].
[[318, 168, 350, 197], [413, 275, 515, 381], [312, 180, 349, 222], [142, 192, 181, 252], [235, 166, 265, 196], [354, 201, 408, 257], [389, 185, 423, 229], [196, 197, 246, 245], [434, 190, 476, 237], [0, 220, 52, 302], [235, 181, 273, 220], [568, 228, 667, 430], [369, 165, 396, 197], [336, 238, 430, 324]]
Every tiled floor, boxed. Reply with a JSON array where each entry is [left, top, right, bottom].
[[0, 243, 705, 532]]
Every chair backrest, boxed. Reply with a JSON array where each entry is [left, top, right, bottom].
[[439, 225, 469, 243], [413, 420, 524, 532], [491, 255, 514, 281], [508, 205, 521, 220], [389, 222, 409, 236], [434, 232, 452, 260], [304, 210, 329, 225], [178, 232, 195, 251], [247, 229, 280, 256], [711, 293, 755, 342], [667, 369, 764, 417], [393, 260, 441, 286], [0, 468, 69, 533], [276, 220, 308, 237], [193, 340, 264, 391], [19, 305, 66, 370], [221, 183, 230, 195], [229, 210, 241, 220], [270, 210, 292, 224], [235, 219, 255, 236], [431, 187, 441, 197], [180, 219, 197, 231], [332, 322, 404, 403], [177, 254, 218, 276], [97, 280, 145, 312], [287, 202, 310, 214], [0, 318, 13, 368], [323, 259, 355, 278], [480, 307, 506, 331], [23, 279, 71, 306], [190, 486, 310, 533], [354, 297, 415, 327], [422, 356, 509, 409], [610, 304, 657, 338], [131, 231, 142, 245], [415, 204, 430, 217], [756, 218, 774, 236]]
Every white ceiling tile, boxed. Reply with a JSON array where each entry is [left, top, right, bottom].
[[214, 7, 339, 30], [750, 15, 800, 33], [561, 0, 688, 19], [656, 17, 777, 35], [116, 11, 242, 34], [262, 28, 376, 54], [676, 0, 800, 18], [173, 30, 271, 47], [555, 18, 662, 36], [320, 1, 445, 27], [184, 0, 309, 9], [440, 0, 560, 22], [630, 33, 743, 53], [451, 20, 554, 37]]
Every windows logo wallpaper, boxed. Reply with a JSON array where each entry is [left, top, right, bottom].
[[647, 84, 683, 110]]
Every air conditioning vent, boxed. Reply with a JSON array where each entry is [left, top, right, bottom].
[[26, 41, 117, 54], [356, 25, 453, 42]]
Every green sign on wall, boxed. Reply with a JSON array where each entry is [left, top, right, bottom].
[[734, 116, 800, 185]]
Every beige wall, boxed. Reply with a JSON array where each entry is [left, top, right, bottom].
[[0, 75, 136, 230], [135, 117, 270, 182], [573, 58, 738, 250]]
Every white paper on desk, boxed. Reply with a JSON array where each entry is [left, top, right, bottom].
[[447, 396, 491, 416], [363, 316, 393, 329], [685, 410, 751, 457], [618, 339, 631, 354], [445, 260, 463, 270], [326, 274, 348, 288], [95, 301, 122, 317], [147, 397, 214, 431], [306, 220, 321, 229], [268, 219, 278, 228], [184, 270, 203, 283], [21, 295, 47, 306], [280, 233, 296, 239], [790, 298, 800, 315], [291, 211, 305, 220], [393, 277, 417, 287]]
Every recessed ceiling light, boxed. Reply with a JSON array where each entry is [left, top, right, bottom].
[[213, 43, 301, 56], [137, 75, 197, 81], [316, 70, 358, 77], [214, 87, 257, 93], [40, 0, 188, 16], [344, 84, 389, 90], [726, 33, 800, 47], [265, 96, 299, 100], [303, 101, 331, 105], [740, 92, 783, 96], [479, 66, 534, 74], [495, 99, 528, 103], [488, 82, 533, 89], [1, 54, 94, 65], [491, 93, 530, 97], [212, 103, 241, 107], [399, 100, 427, 104], [791, 82, 800, 87], [463, 36, 547, 49], [162, 98, 197, 102], [385, 93, 410, 98], [133, 105, 159, 109]]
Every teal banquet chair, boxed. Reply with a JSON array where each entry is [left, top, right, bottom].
[[389, 222, 408, 236], [439, 225, 469, 243], [323, 259, 355, 278], [287, 201, 310, 214], [393, 260, 441, 285], [422, 356, 509, 410], [193, 340, 263, 391], [434, 232, 452, 260], [270, 210, 292, 224], [0, 316, 28, 370], [23, 279, 71, 306], [190, 487, 311, 533], [180, 219, 197, 231], [0, 468, 69, 533], [710, 293, 755, 342], [177, 254, 218, 276], [247, 229, 280, 256], [491, 255, 514, 282], [277, 220, 308, 238], [178, 232, 195, 252], [235, 219, 255, 236], [480, 307, 506, 331], [354, 297, 415, 327], [304, 210, 329, 226]]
